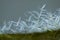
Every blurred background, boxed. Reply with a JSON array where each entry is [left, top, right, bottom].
[[0, 0, 60, 25]]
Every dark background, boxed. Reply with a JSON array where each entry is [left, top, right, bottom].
[[0, 0, 60, 25]]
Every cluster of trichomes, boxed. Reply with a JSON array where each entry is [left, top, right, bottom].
[[0, 4, 60, 34]]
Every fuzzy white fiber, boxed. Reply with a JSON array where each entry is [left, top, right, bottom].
[[0, 4, 60, 34]]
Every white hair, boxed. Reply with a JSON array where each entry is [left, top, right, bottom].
[[0, 4, 60, 34]]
